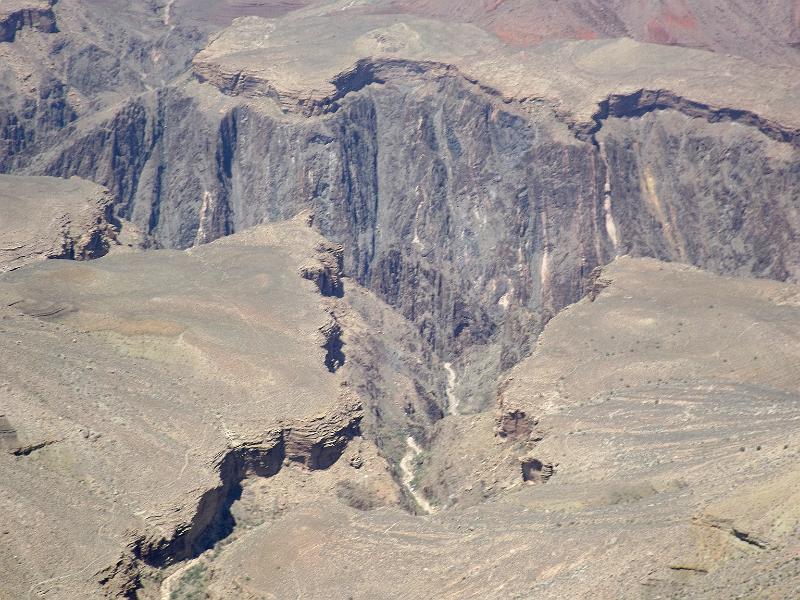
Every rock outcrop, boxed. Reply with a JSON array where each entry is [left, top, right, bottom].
[[196, 258, 800, 600], [0, 216, 400, 598], [0, 0, 57, 43], [0, 175, 117, 272], [300, 237, 346, 298]]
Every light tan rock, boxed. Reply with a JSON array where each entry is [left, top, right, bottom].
[[0, 216, 396, 598], [193, 12, 800, 135], [0, 175, 117, 273]]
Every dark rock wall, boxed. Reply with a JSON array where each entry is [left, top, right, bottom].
[[0, 0, 207, 171], [0, 76, 75, 172], [0, 4, 57, 44], [36, 75, 611, 370], [12, 67, 800, 401], [600, 110, 800, 282]]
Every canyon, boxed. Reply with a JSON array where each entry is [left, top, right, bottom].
[[1, 1, 799, 598]]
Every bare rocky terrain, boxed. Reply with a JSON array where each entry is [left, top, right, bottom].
[[183, 258, 800, 599], [0, 174, 116, 272], [1, 0, 799, 598], [0, 215, 401, 598], [377, 0, 800, 66]]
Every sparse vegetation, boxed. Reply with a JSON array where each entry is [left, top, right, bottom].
[[169, 563, 209, 600], [410, 450, 432, 490], [336, 480, 381, 511]]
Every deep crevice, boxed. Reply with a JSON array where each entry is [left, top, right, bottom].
[[321, 319, 346, 373], [10, 439, 59, 456], [125, 403, 362, 589], [575, 88, 800, 149], [731, 528, 769, 550]]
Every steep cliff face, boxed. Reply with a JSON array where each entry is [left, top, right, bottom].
[[214, 75, 608, 371], [26, 63, 800, 410], [0, 0, 209, 172], [0, 76, 76, 172], [132, 399, 363, 572], [599, 110, 800, 282], [35, 73, 607, 394]]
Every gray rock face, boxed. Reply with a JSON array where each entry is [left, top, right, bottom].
[[0, 75, 75, 173], [599, 110, 800, 282], [25, 65, 800, 410], [0, 0, 210, 171]]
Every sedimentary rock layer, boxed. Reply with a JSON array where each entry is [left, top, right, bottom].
[[0, 217, 391, 598], [0, 174, 116, 272]]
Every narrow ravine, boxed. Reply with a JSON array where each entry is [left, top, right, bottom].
[[163, 0, 175, 27], [399, 436, 435, 514], [598, 141, 620, 255], [443, 362, 459, 416]]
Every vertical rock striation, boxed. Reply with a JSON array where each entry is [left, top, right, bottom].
[[11, 64, 800, 406]]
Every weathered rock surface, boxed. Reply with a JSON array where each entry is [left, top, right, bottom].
[[7, 6, 794, 414], [497, 256, 800, 426], [376, 0, 800, 67], [165, 0, 320, 28], [0, 0, 57, 43], [0, 0, 211, 172], [192, 13, 800, 128], [0, 2, 799, 598], [177, 258, 800, 599], [0, 175, 116, 272], [0, 216, 400, 598]]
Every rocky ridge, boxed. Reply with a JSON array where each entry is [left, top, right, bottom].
[[192, 14, 800, 129]]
